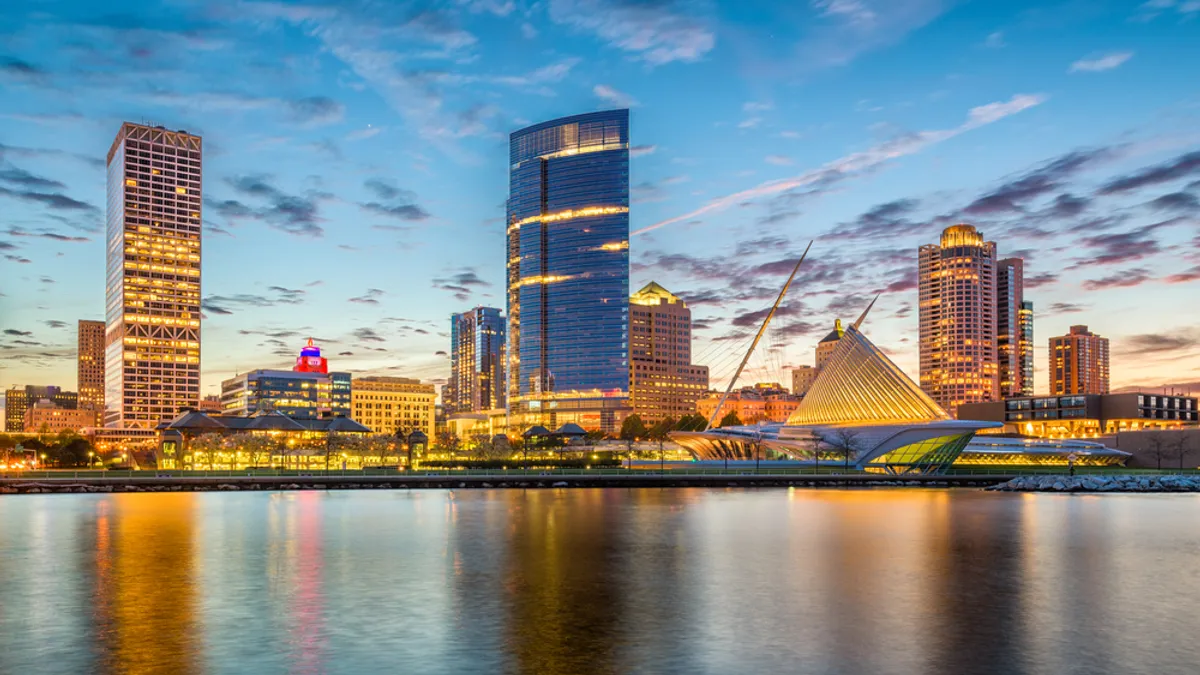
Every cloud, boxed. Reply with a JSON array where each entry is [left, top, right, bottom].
[[1025, 272, 1059, 288], [1082, 268, 1153, 290], [1098, 150, 1200, 194], [963, 147, 1112, 215], [826, 198, 922, 241], [1119, 332, 1199, 356], [594, 84, 638, 108], [0, 165, 66, 190], [765, 155, 793, 166], [218, 174, 327, 236], [5, 227, 90, 242], [432, 268, 491, 301], [548, 0, 716, 65], [630, 144, 657, 158], [349, 288, 385, 305], [353, 327, 386, 343], [359, 178, 430, 221], [636, 93, 1046, 235], [1046, 301, 1085, 314], [1069, 51, 1133, 73], [1165, 265, 1200, 284], [43, 320, 67, 329], [1146, 191, 1200, 213], [287, 96, 345, 126], [787, 0, 949, 73], [0, 185, 100, 215], [3, 329, 32, 336], [984, 31, 1005, 48], [200, 287, 307, 315]]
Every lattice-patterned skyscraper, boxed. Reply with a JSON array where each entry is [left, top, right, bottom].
[[104, 123, 202, 428]]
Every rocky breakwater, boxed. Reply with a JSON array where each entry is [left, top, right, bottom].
[[989, 475, 1200, 493]]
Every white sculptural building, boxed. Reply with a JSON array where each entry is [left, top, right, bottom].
[[671, 318, 1129, 474]]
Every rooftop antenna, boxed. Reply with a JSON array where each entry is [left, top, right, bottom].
[[704, 240, 813, 431]]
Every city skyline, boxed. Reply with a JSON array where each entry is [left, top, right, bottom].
[[3, 0, 1200, 403]]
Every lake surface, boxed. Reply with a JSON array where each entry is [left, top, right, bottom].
[[1, 488, 1199, 675]]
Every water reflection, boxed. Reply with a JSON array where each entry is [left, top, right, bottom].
[[2, 489, 1200, 675]]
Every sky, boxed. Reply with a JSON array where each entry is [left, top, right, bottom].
[[1, 0, 1199, 405]]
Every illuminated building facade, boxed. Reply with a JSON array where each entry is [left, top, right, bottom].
[[506, 109, 631, 432], [350, 376, 436, 437], [78, 319, 106, 426], [5, 386, 78, 432], [447, 307, 506, 413], [696, 385, 799, 425], [997, 258, 1032, 397], [24, 400, 96, 434], [791, 366, 817, 397], [918, 224, 999, 417], [221, 370, 351, 419], [629, 282, 709, 423], [815, 320, 844, 370], [959, 392, 1197, 438], [105, 123, 202, 428], [1050, 325, 1110, 395], [221, 340, 349, 418], [674, 319, 1129, 472]]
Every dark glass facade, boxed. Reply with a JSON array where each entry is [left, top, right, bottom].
[[506, 110, 631, 432]]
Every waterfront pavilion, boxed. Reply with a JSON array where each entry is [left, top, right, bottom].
[[671, 322, 1130, 474]]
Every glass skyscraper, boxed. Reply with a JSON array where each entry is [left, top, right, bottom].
[[506, 109, 631, 432], [448, 307, 506, 413]]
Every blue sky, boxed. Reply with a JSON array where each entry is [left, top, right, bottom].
[[1, 0, 1199, 402]]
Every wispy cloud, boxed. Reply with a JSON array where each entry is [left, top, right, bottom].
[[594, 84, 638, 108], [634, 93, 1047, 235], [1069, 51, 1133, 73], [548, 0, 715, 65]]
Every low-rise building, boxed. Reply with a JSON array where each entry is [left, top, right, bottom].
[[5, 386, 78, 432], [958, 392, 1198, 439], [23, 399, 95, 434], [351, 376, 436, 437], [220, 340, 350, 418], [696, 385, 801, 425], [156, 410, 374, 470]]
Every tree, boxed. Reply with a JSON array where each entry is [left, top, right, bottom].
[[717, 411, 743, 428], [1170, 432, 1191, 471], [822, 428, 863, 472], [435, 430, 460, 455], [620, 414, 648, 469], [1145, 431, 1169, 470], [674, 414, 708, 432]]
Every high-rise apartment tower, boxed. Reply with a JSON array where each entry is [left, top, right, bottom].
[[628, 282, 709, 423], [1050, 325, 1110, 395], [918, 224, 999, 416], [997, 258, 1033, 397]]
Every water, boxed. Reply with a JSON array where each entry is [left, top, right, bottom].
[[1, 489, 1198, 675]]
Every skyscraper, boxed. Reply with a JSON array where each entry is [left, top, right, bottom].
[[506, 110, 631, 432], [448, 307, 506, 413], [1050, 325, 1110, 395], [919, 224, 999, 416], [996, 258, 1032, 397], [1018, 300, 1034, 396], [629, 282, 709, 423], [105, 123, 202, 428], [77, 319, 105, 426]]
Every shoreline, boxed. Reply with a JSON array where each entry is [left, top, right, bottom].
[[0, 473, 1012, 494]]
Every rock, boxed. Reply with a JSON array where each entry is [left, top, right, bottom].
[[552, 481, 568, 487]]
